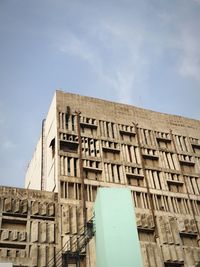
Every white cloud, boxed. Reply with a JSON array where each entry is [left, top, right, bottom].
[[2, 140, 15, 149], [57, 18, 148, 103], [178, 31, 200, 81], [59, 32, 94, 62], [156, 3, 200, 82], [56, 0, 200, 106], [58, 31, 120, 91]]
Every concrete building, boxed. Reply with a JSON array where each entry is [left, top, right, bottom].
[[1, 90, 200, 266]]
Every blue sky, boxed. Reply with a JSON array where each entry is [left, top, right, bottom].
[[0, 0, 200, 188]]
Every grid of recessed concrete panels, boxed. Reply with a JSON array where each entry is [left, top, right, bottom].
[[3, 91, 200, 267], [58, 105, 200, 267], [0, 187, 57, 267]]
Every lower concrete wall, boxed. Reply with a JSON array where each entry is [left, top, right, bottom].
[[0, 186, 200, 267], [0, 186, 58, 267]]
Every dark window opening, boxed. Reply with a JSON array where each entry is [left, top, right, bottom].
[[65, 114, 69, 129], [68, 158, 71, 175], [60, 140, 78, 153], [164, 263, 184, 267], [72, 115, 75, 131], [49, 138, 55, 158]]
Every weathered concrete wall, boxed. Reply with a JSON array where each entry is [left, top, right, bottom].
[[25, 136, 42, 190], [25, 92, 58, 191], [56, 90, 200, 138], [44, 92, 58, 192], [4, 91, 200, 267], [55, 91, 200, 267], [0, 186, 58, 267]]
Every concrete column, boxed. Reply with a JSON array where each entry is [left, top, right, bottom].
[[135, 147, 141, 164], [63, 113, 66, 130], [104, 164, 109, 182], [60, 156, 64, 176], [59, 112, 62, 129], [108, 164, 112, 182], [113, 165, 118, 183], [70, 158, 74, 177]]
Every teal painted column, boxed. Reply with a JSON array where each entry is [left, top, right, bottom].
[[94, 188, 144, 267]]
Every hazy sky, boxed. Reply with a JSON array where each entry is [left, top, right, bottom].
[[0, 0, 200, 188]]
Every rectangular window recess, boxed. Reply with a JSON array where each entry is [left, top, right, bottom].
[[180, 231, 198, 237], [164, 262, 184, 267], [60, 140, 79, 148], [60, 140, 78, 153], [0, 242, 26, 249], [137, 226, 155, 233], [179, 160, 195, 166], [2, 212, 27, 218], [166, 180, 184, 185], [83, 166, 102, 172], [142, 153, 159, 160], [119, 129, 135, 136], [102, 146, 120, 153], [80, 122, 97, 128], [191, 142, 200, 148], [187, 174, 199, 178], [2, 217, 27, 224], [126, 173, 144, 180], [30, 215, 55, 221], [156, 136, 171, 142]]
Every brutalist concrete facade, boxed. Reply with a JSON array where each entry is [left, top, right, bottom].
[[1, 90, 200, 266], [0, 186, 57, 267]]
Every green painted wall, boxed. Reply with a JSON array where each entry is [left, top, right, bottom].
[[94, 188, 144, 267]]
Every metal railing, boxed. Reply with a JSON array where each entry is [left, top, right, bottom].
[[46, 216, 95, 267]]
